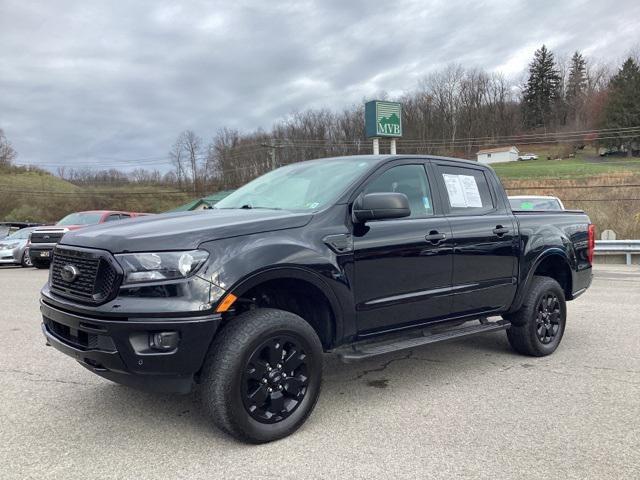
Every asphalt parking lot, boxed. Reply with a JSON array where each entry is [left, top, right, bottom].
[[0, 265, 638, 479]]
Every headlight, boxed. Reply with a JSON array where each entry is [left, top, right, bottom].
[[116, 250, 209, 285], [1, 242, 19, 250]]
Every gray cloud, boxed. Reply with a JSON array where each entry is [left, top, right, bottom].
[[1, 0, 638, 170]]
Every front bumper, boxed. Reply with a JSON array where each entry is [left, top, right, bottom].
[[40, 299, 222, 393], [0, 247, 20, 264], [29, 244, 56, 262]]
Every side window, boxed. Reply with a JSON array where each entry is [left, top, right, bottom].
[[105, 214, 121, 222], [120, 214, 131, 219], [436, 165, 495, 215], [363, 164, 434, 219]]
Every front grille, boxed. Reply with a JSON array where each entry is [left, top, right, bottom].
[[50, 247, 120, 304], [31, 231, 64, 244]]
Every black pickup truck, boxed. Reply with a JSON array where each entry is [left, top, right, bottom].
[[40, 155, 593, 443]]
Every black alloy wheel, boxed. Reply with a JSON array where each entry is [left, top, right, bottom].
[[242, 335, 310, 423], [535, 293, 561, 344], [200, 308, 323, 443], [505, 276, 566, 357]]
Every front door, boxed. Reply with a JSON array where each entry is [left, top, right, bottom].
[[352, 162, 454, 334]]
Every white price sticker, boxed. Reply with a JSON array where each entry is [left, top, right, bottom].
[[442, 174, 483, 208]]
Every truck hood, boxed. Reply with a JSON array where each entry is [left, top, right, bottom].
[[59, 209, 314, 253]]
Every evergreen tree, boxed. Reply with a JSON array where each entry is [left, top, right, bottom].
[[522, 45, 562, 128], [601, 58, 640, 154], [566, 51, 587, 126]]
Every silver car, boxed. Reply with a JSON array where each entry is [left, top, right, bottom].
[[0, 227, 39, 267]]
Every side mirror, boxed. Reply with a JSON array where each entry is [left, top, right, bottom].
[[352, 192, 411, 223]]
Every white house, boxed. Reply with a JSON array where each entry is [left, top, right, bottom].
[[476, 146, 519, 164]]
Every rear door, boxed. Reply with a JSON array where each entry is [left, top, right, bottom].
[[353, 160, 454, 334], [431, 161, 518, 317]]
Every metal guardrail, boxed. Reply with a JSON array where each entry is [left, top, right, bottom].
[[595, 240, 640, 265]]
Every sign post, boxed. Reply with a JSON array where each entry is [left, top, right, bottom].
[[365, 100, 402, 155]]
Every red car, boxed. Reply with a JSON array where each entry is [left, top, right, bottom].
[[28, 210, 149, 268]]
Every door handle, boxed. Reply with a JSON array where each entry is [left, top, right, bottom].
[[493, 225, 509, 237], [425, 231, 446, 245]]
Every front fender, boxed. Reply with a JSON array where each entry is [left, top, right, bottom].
[[197, 234, 356, 342]]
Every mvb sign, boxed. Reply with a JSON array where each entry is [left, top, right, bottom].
[[365, 100, 402, 138]]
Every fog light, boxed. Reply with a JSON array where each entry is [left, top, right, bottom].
[[149, 331, 179, 351]]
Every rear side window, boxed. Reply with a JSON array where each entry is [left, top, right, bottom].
[[363, 164, 434, 218], [435, 165, 494, 215]]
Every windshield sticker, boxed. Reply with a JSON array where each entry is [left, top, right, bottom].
[[520, 201, 534, 210], [307, 202, 320, 209], [422, 196, 431, 210], [442, 174, 483, 208]]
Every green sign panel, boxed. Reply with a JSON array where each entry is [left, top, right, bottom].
[[365, 100, 402, 138]]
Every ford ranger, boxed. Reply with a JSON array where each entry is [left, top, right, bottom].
[[40, 155, 593, 443]]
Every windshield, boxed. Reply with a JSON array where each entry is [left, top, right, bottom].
[[509, 197, 562, 211], [57, 212, 103, 226], [215, 159, 373, 211], [4, 228, 32, 241]]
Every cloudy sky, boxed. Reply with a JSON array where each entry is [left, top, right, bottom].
[[1, 0, 638, 171]]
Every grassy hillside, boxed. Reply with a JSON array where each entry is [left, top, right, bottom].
[[0, 167, 190, 223], [502, 172, 640, 238], [2, 156, 639, 238], [492, 146, 640, 179], [0, 167, 80, 193]]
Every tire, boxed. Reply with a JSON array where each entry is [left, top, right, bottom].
[[32, 258, 50, 269], [21, 251, 32, 268], [200, 308, 323, 443], [505, 276, 566, 357]]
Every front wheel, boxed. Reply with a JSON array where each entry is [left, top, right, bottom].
[[32, 258, 50, 269], [200, 308, 323, 443], [505, 276, 567, 356], [21, 250, 32, 268]]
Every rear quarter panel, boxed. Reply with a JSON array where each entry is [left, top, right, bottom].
[[512, 210, 592, 309]]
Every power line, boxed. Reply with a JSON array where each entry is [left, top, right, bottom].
[[562, 198, 640, 202], [504, 183, 640, 190], [0, 189, 188, 196], [12, 126, 640, 169]]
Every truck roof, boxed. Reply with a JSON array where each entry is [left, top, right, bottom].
[[300, 154, 480, 168]]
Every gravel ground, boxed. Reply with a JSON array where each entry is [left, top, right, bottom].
[[0, 264, 638, 479]]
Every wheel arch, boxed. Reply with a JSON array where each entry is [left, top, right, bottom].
[[510, 249, 574, 312], [225, 267, 344, 349]]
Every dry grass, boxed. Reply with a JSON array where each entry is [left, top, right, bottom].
[[503, 172, 640, 239]]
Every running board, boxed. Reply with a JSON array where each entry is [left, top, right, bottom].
[[337, 319, 511, 363]]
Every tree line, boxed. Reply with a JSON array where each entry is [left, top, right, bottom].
[[169, 47, 640, 193], [2, 46, 639, 199]]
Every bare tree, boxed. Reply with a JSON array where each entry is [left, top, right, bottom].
[[182, 130, 202, 194], [169, 134, 187, 190], [0, 129, 17, 167]]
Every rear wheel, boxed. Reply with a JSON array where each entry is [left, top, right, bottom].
[[505, 276, 566, 356], [200, 308, 323, 443]]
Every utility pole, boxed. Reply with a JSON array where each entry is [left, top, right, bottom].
[[261, 140, 282, 170]]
